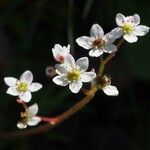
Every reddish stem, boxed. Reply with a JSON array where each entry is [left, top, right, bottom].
[[16, 99, 27, 109]]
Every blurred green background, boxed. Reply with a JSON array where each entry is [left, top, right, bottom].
[[0, 0, 150, 149]]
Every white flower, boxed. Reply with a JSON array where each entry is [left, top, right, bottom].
[[53, 54, 96, 93], [17, 103, 41, 129], [52, 44, 70, 63], [4, 70, 42, 102], [111, 13, 149, 43], [76, 24, 117, 57], [99, 75, 119, 96]]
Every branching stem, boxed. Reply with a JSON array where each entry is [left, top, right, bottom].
[[98, 38, 124, 76], [0, 39, 124, 139], [0, 86, 97, 139]]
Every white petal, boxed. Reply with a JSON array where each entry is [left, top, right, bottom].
[[76, 36, 93, 49], [29, 83, 42, 92], [17, 122, 27, 129], [125, 16, 134, 23], [20, 70, 33, 84], [55, 64, 68, 75], [27, 116, 41, 126], [52, 44, 62, 61], [69, 81, 83, 93], [26, 103, 39, 116], [4, 77, 18, 86], [123, 34, 138, 43], [133, 14, 140, 26], [89, 49, 103, 57], [110, 27, 124, 39], [134, 25, 149, 36], [90, 24, 104, 38], [52, 75, 68, 86], [19, 91, 32, 102], [103, 44, 117, 53], [116, 13, 126, 26], [81, 72, 96, 82], [76, 57, 89, 71], [63, 44, 70, 53], [102, 85, 119, 96], [105, 32, 117, 43], [64, 54, 76, 68], [6, 87, 19, 96]]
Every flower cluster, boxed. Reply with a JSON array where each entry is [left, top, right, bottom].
[[4, 13, 149, 129], [4, 71, 42, 129], [51, 14, 149, 95]]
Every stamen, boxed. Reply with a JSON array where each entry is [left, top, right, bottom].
[[122, 24, 134, 34], [67, 69, 81, 81], [92, 38, 105, 48], [17, 82, 28, 92]]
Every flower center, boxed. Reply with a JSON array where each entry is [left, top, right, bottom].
[[92, 38, 105, 48], [67, 69, 81, 81], [17, 82, 28, 92], [97, 75, 111, 89], [122, 24, 134, 34], [21, 112, 29, 124]]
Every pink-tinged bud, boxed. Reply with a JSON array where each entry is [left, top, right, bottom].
[[45, 66, 56, 78], [91, 68, 96, 73], [56, 55, 64, 63]]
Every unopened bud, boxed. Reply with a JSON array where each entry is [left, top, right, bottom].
[[91, 68, 96, 73], [45, 66, 56, 77]]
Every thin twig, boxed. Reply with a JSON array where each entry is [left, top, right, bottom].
[[98, 38, 124, 76], [0, 86, 98, 139]]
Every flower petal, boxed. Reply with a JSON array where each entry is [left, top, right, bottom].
[[105, 32, 116, 43], [55, 64, 68, 75], [52, 44, 62, 61], [19, 91, 32, 102], [76, 57, 89, 72], [27, 116, 41, 126], [69, 81, 82, 93], [89, 49, 103, 57], [134, 25, 150, 36], [123, 34, 138, 43], [76, 36, 93, 49], [81, 72, 96, 82], [52, 75, 68, 86], [64, 54, 76, 68], [102, 85, 119, 96], [133, 14, 140, 26], [109, 27, 124, 40], [6, 87, 19, 96], [103, 44, 117, 53], [17, 122, 27, 129], [29, 83, 42, 92], [20, 70, 33, 84], [90, 24, 104, 38], [26, 103, 39, 116], [4, 77, 18, 86], [116, 13, 126, 26], [63, 44, 70, 53]]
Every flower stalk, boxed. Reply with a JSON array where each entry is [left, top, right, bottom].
[[98, 38, 124, 77]]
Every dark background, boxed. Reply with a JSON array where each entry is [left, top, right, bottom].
[[0, 0, 150, 150]]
